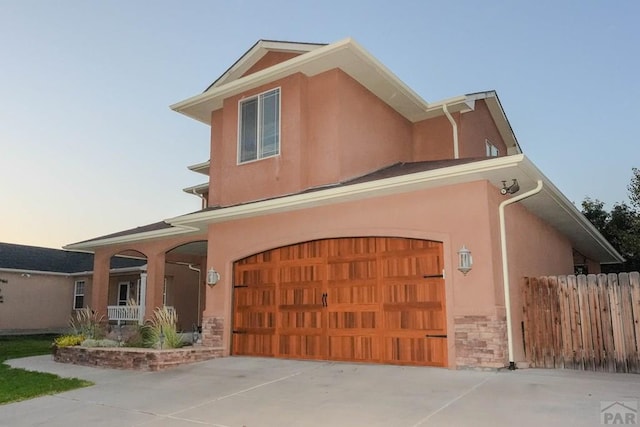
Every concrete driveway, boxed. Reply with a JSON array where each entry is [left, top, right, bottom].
[[2, 356, 639, 427]]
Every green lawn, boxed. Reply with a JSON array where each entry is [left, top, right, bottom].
[[0, 335, 93, 405]]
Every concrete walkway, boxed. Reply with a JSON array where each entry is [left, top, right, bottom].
[[2, 356, 639, 426]]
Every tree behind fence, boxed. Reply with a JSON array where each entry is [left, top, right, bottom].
[[522, 272, 640, 373]]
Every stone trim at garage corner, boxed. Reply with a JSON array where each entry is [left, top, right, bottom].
[[454, 314, 508, 369]]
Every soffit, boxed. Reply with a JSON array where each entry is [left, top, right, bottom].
[[67, 155, 620, 264], [187, 160, 210, 176], [183, 182, 209, 195], [171, 38, 433, 124], [168, 155, 621, 264], [171, 39, 519, 154]]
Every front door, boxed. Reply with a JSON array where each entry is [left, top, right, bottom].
[[118, 282, 130, 306]]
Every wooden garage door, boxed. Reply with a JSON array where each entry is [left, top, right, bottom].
[[232, 237, 447, 366]]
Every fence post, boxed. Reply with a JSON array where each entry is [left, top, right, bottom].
[[629, 272, 640, 372]]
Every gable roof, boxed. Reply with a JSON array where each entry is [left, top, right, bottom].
[[0, 242, 145, 275], [205, 40, 326, 91], [171, 38, 521, 156]]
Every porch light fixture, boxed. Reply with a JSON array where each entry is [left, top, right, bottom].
[[207, 268, 220, 286], [457, 246, 473, 275]]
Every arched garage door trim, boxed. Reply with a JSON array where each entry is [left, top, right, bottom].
[[232, 236, 448, 367]]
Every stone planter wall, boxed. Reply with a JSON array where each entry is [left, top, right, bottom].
[[53, 346, 223, 371]]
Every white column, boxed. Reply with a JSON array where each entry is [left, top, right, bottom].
[[139, 272, 147, 325]]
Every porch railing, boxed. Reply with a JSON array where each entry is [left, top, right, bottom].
[[107, 306, 141, 324], [107, 305, 175, 324]]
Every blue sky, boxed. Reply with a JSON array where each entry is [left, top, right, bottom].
[[1, 1, 638, 249]]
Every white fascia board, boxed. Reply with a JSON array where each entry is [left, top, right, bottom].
[[516, 158, 623, 263], [182, 183, 209, 194], [0, 268, 72, 277], [168, 156, 526, 227], [63, 224, 201, 251], [170, 38, 355, 119], [167, 154, 622, 264], [0, 265, 149, 278], [69, 265, 147, 277], [187, 160, 210, 175], [431, 91, 520, 155], [342, 38, 431, 120], [170, 38, 432, 124], [211, 41, 325, 90], [421, 95, 474, 119]]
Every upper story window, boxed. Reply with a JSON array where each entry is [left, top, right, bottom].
[[238, 88, 280, 163], [73, 280, 85, 310], [485, 140, 499, 157]]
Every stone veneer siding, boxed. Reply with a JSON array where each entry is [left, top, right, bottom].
[[201, 316, 225, 348], [454, 314, 507, 369], [54, 346, 223, 371]]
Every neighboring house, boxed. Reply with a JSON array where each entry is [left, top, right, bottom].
[[65, 38, 623, 369], [0, 242, 148, 333]]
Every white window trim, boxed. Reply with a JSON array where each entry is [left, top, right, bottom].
[[73, 280, 85, 310], [486, 139, 499, 157], [237, 87, 281, 165]]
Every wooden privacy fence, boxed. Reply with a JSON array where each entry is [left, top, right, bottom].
[[522, 273, 640, 373]]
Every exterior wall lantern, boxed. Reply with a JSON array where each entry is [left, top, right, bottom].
[[457, 246, 473, 275], [207, 268, 220, 287]]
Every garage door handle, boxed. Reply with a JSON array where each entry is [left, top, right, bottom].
[[425, 334, 447, 338], [321, 293, 328, 307]]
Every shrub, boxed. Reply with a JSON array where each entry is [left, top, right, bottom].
[[122, 326, 147, 348], [142, 306, 183, 349], [80, 339, 120, 348], [69, 307, 105, 339], [54, 335, 84, 348]]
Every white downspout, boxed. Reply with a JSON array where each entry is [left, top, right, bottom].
[[187, 264, 202, 326], [190, 189, 206, 210], [138, 272, 147, 325], [499, 179, 543, 370], [442, 104, 459, 159]]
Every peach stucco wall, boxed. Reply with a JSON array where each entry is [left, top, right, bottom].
[[211, 73, 306, 206], [199, 179, 577, 367], [486, 186, 574, 363], [164, 262, 202, 330], [204, 180, 504, 367], [241, 51, 302, 77], [0, 272, 89, 332], [459, 99, 507, 158], [333, 70, 412, 179], [210, 69, 416, 206], [411, 100, 508, 162], [207, 67, 513, 209], [412, 115, 456, 161]]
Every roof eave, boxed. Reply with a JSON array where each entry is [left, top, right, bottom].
[[206, 40, 327, 91], [182, 183, 209, 194], [170, 37, 431, 125], [63, 224, 201, 252], [187, 160, 210, 175], [67, 155, 622, 264], [167, 155, 622, 264]]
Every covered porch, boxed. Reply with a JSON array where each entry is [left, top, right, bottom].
[[89, 239, 209, 332]]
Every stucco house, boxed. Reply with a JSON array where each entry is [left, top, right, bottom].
[[65, 38, 623, 369], [0, 242, 148, 333]]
